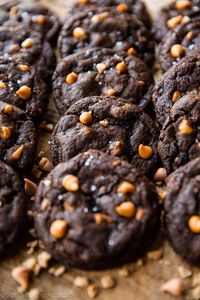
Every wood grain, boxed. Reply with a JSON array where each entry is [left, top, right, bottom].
[[0, 1, 199, 300]]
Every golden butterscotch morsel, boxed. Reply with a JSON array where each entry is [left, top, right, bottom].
[[185, 31, 193, 40], [72, 27, 86, 39], [0, 126, 12, 139], [37, 15, 46, 25], [94, 213, 112, 225], [79, 111, 93, 125], [50, 220, 68, 239], [138, 144, 153, 159], [99, 120, 109, 127], [117, 4, 129, 12], [159, 191, 167, 202], [116, 201, 136, 218], [115, 61, 127, 74], [3, 105, 13, 114], [178, 119, 193, 134], [172, 90, 181, 102], [170, 44, 185, 58], [117, 181, 135, 194], [24, 178, 37, 196], [0, 81, 7, 88], [66, 72, 78, 85], [167, 15, 183, 29], [188, 215, 200, 233], [135, 208, 145, 221], [153, 167, 167, 181], [16, 86, 31, 100], [127, 47, 137, 56], [10, 6, 18, 15], [79, 0, 89, 4], [11, 145, 25, 161], [175, 0, 191, 10], [62, 174, 79, 192], [91, 12, 109, 23], [107, 88, 117, 97], [21, 38, 33, 49], [96, 63, 106, 74], [19, 64, 29, 72]]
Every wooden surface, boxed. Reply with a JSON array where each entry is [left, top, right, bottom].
[[0, 1, 200, 299]]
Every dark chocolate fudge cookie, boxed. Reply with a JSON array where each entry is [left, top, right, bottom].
[[34, 150, 160, 269], [58, 7, 155, 66], [164, 158, 200, 265], [158, 92, 200, 174], [158, 17, 200, 72], [0, 55, 48, 119], [0, 161, 26, 256], [153, 0, 200, 42], [70, 0, 151, 28], [52, 48, 154, 114], [51, 96, 160, 177], [0, 101, 37, 171], [0, 1, 60, 44], [152, 54, 200, 126], [0, 25, 56, 80]]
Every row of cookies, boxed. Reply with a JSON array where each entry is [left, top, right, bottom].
[[152, 0, 200, 266], [0, 1, 60, 256]]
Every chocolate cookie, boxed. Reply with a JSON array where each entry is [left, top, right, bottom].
[[158, 92, 200, 174], [0, 161, 26, 256], [51, 96, 160, 177], [34, 150, 160, 269], [0, 55, 48, 119], [0, 1, 60, 44], [153, 0, 200, 42], [58, 7, 155, 66], [158, 17, 200, 72], [70, 0, 151, 28], [0, 24, 56, 80], [164, 158, 200, 265], [152, 54, 200, 126], [0, 101, 37, 171], [52, 48, 154, 114]]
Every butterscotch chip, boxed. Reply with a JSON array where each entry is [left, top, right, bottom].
[[175, 0, 191, 10], [79, 0, 89, 3], [185, 31, 193, 40], [39, 157, 53, 172], [99, 120, 109, 127], [10, 6, 18, 15], [94, 213, 112, 225], [79, 111, 93, 125], [62, 174, 79, 191], [188, 215, 200, 233], [19, 64, 29, 72], [50, 220, 68, 238], [170, 44, 185, 58], [37, 15, 46, 25], [87, 284, 99, 299], [24, 178, 37, 196], [0, 126, 11, 139], [91, 12, 109, 23], [172, 91, 181, 102], [16, 86, 31, 100], [178, 119, 193, 134], [21, 38, 33, 48], [116, 201, 136, 218], [138, 144, 153, 159], [117, 181, 135, 194], [96, 63, 106, 74], [73, 27, 85, 39], [127, 47, 137, 56], [115, 61, 127, 74], [0, 81, 7, 88], [66, 72, 78, 85], [167, 15, 183, 29], [135, 208, 145, 220], [117, 4, 129, 12], [153, 168, 167, 181], [107, 88, 117, 96], [3, 105, 13, 114], [11, 145, 25, 160]]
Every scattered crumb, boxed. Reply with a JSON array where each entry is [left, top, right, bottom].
[[73, 276, 89, 288], [100, 275, 115, 289], [87, 284, 99, 299], [161, 278, 183, 296]]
